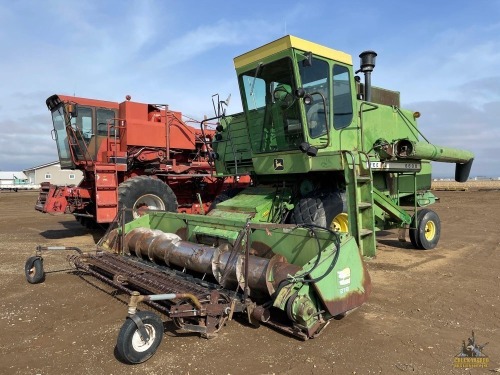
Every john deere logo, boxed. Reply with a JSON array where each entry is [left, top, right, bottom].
[[453, 331, 489, 368], [274, 158, 284, 171]]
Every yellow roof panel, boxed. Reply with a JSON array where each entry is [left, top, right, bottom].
[[234, 35, 352, 69]]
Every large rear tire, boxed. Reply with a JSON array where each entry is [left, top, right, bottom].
[[290, 190, 347, 231], [118, 176, 178, 223]]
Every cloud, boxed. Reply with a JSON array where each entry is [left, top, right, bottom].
[[140, 19, 280, 72], [0, 0, 498, 180], [0, 2, 284, 171]]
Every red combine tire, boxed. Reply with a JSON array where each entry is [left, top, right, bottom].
[[118, 176, 178, 223]]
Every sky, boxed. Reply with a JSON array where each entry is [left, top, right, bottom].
[[0, 0, 499, 177]]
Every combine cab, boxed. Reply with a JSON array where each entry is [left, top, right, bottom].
[[36, 95, 248, 225], [25, 36, 473, 363]]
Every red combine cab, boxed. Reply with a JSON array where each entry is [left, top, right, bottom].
[[36, 94, 248, 226]]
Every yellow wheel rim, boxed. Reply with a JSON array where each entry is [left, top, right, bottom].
[[424, 220, 436, 240], [331, 213, 349, 232]]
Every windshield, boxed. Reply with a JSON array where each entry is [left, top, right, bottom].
[[241, 57, 304, 153], [51, 104, 97, 167], [51, 106, 74, 168]]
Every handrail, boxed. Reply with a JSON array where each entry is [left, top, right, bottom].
[[358, 101, 378, 152]]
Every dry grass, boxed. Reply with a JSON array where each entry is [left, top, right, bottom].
[[431, 179, 500, 191]]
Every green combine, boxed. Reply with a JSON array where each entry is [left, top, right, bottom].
[[25, 35, 473, 364]]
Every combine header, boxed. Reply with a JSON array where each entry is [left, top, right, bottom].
[[25, 35, 473, 363]]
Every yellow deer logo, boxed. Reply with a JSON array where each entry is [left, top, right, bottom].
[[274, 158, 284, 170]]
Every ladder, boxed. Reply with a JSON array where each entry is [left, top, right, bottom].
[[343, 151, 377, 257], [94, 163, 119, 223]]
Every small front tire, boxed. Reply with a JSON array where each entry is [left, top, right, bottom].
[[25, 256, 45, 284], [116, 311, 164, 364], [410, 209, 441, 250]]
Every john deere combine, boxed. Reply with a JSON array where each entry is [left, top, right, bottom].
[[25, 36, 473, 364]]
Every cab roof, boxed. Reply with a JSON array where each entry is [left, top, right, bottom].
[[233, 35, 352, 69]]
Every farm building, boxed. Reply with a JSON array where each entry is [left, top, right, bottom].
[[0, 171, 34, 190], [22, 161, 83, 187]]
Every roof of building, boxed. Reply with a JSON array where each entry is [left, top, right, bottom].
[[22, 161, 59, 172]]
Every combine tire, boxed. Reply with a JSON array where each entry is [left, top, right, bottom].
[[291, 190, 347, 231], [116, 311, 164, 364], [409, 208, 441, 250], [25, 256, 45, 284], [118, 176, 178, 223]]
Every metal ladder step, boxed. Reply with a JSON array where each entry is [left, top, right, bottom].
[[358, 202, 372, 210], [357, 175, 371, 182], [359, 228, 373, 237]]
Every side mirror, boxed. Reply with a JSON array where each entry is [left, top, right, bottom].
[[295, 88, 312, 105], [299, 142, 318, 157], [302, 51, 313, 67]]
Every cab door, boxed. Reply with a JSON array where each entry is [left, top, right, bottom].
[[297, 56, 330, 148]]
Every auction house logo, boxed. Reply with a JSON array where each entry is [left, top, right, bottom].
[[453, 331, 489, 368]]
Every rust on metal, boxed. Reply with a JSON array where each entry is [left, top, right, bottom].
[[313, 262, 372, 317]]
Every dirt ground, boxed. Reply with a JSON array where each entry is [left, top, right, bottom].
[[1, 189, 499, 375]]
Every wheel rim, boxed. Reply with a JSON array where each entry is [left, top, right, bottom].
[[424, 220, 436, 240], [331, 213, 349, 232], [131, 324, 156, 352], [28, 266, 36, 277], [133, 194, 165, 219]]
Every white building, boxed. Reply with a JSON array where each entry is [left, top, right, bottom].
[[0, 171, 35, 190], [23, 161, 83, 187]]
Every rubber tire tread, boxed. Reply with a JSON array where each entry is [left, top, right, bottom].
[[290, 190, 345, 228], [25, 256, 45, 284], [118, 176, 178, 223], [409, 208, 441, 250], [115, 311, 164, 364]]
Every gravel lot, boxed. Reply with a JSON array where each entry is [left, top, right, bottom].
[[1, 188, 499, 374]]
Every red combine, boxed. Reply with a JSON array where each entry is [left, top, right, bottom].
[[36, 94, 247, 226]]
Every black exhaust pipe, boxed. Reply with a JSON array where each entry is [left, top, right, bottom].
[[356, 51, 377, 102]]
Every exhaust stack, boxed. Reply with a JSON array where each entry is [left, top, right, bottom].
[[357, 51, 377, 102]]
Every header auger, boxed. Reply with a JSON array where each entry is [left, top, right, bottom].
[[25, 35, 473, 364]]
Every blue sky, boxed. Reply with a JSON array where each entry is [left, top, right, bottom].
[[0, 0, 499, 177]]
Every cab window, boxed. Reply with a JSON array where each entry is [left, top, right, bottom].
[[299, 58, 329, 138], [97, 108, 117, 137], [332, 65, 353, 129], [71, 106, 93, 140]]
